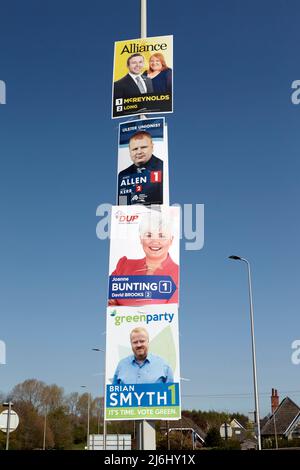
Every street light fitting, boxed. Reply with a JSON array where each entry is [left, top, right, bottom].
[[228, 255, 242, 261]]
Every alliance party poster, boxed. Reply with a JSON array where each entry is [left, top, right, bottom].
[[112, 35, 173, 118]]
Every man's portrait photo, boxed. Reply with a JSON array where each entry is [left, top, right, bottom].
[[114, 53, 153, 99], [112, 326, 174, 385], [105, 304, 180, 386], [117, 118, 168, 206]]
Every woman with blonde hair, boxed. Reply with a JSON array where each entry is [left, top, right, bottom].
[[143, 53, 172, 94], [109, 208, 179, 306]]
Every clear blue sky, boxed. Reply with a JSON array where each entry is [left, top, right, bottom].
[[0, 0, 300, 418]]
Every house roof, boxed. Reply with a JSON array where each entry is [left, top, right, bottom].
[[230, 418, 246, 430], [261, 397, 300, 436], [285, 411, 300, 436], [160, 415, 206, 442]]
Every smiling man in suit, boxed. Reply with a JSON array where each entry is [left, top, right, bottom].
[[114, 53, 154, 99]]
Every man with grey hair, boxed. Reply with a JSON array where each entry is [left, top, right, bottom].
[[112, 327, 174, 385]]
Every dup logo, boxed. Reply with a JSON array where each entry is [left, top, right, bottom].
[[115, 210, 139, 224], [0, 80, 6, 105]]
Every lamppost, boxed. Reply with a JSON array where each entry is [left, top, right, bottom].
[[42, 405, 48, 450], [3, 401, 13, 450], [80, 385, 90, 450], [92, 348, 106, 450], [228, 255, 262, 450]]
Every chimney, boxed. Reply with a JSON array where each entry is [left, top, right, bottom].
[[271, 388, 279, 414]]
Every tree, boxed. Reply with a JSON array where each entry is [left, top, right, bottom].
[[65, 392, 80, 416], [48, 406, 73, 449], [182, 409, 231, 432], [205, 426, 223, 448], [8, 400, 54, 450], [11, 379, 46, 413], [76, 393, 90, 419], [41, 384, 64, 413]]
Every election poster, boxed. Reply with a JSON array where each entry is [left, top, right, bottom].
[[108, 205, 180, 307], [117, 117, 169, 206], [105, 304, 181, 421], [112, 35, 173, 118]]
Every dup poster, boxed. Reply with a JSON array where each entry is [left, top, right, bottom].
[[108, 205, 180, 307], [112, 35, 173, 118], [105, 304, 181, 420], [117, 117, 169, 206]]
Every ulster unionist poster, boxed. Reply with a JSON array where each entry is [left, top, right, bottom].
[[112, 35, 173, 118], [117, 117, 169, 206], [105, 304, 181, 420], [108, 205, 180, 306]]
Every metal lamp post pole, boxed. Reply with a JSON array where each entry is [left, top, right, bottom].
[[87, 392, 90, 450], [138, 0, 146, 449], [140, 0, 147, 123], [244, 259, 262, 450], [136, 1, 159, 450], [92, 348, 106, 449], [43, 406, 47, 450], [81, 386, 90, 450], [229, 256, 262, 450], [5, 401, 12, 450], [141, 0, 147, 37]]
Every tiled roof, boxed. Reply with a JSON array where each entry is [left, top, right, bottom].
[[261, 397, 300, 436], [160, 415, 206, 441]]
